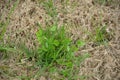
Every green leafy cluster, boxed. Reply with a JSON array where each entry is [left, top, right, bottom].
[[36, 25, 83, 66], [35, 24, 88, 79]]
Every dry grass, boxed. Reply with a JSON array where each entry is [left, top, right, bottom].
[[0, 0, 120, 80]]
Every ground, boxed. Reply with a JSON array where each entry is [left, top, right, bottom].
[[0, 0, 120, 80]]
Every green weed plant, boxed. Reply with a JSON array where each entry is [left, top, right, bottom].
[[35, 24, 88, 79], [36, 24, 78, 66]]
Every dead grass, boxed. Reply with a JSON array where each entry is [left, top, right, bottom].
[[0, 0, 120, 80]]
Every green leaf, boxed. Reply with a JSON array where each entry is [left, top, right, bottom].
[[77, 40, 85, 47], [71, 45, 78, 51], [37, 29, 43, 36], [36, 29, 43, 42], [50, 26, 56, 31], [53, 40, 59, 46], [67, 46, 70, 51]]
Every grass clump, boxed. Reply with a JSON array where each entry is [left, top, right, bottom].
[[35, 24, 88, 79], [36, 24, 81, 66], [94, 25, 110, 45], [95, 26, 106, 42]]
